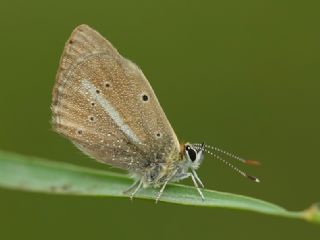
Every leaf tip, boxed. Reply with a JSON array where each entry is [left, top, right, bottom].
[[302, 202, 320, 224]]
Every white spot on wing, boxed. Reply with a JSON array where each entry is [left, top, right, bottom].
[[81, 79, 141, 144]]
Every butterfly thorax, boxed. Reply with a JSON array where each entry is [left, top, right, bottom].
[[134, 161, 187, 188], [139, 142, 207, 188], [131, 146, 189, 188]]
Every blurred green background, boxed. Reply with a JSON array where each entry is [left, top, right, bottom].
[[0, 0, 319, 239]]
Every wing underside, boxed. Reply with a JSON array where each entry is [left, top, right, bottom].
[[52, 25, 180, 172]]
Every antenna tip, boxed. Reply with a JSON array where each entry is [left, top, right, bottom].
[[246, 175, 260, 183], [244, 160, 261, 166]]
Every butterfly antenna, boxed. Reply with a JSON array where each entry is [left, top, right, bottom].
[[196, 146, 260, 183], [194, 144, 260, 166], [193, 144, 260, 182]]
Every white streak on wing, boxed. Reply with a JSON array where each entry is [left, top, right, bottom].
[[81, 79, 141, 144], [59, 118, 83, 130]]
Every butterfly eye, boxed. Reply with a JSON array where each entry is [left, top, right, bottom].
[[186, 145, 197, 162]]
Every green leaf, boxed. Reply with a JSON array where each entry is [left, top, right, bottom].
[[0, 150, 319, 224]]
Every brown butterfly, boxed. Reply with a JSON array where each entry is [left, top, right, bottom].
[[51, 25, 259, 202]]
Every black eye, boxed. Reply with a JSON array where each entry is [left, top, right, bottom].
[[186, 146, 197, 162]]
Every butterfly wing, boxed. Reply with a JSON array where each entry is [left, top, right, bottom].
[[52, 25, 180, 172]]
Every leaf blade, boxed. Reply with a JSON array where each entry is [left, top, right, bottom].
[[0, 150, 318, 224]]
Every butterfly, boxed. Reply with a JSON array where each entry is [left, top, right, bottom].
[[51, 25, 259, 202]]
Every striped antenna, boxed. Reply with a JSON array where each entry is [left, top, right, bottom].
[[193, 144, 260, 183], [193, 144, 260, 166]]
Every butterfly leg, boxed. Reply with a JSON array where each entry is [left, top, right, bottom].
[[189, 172, 205, 201], [155, 179, 170, 204], [191, 169, 204, 188], [172, 172, 205, 201], [155, 169, 179, 203], [124, 180, 143, 200]]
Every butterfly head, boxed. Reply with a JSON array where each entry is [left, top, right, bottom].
[[183, 142, 205, 170], [180, 142, 260, 183]]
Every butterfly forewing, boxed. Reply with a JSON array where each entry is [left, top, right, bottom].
[[52, 25, 180, 172]]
